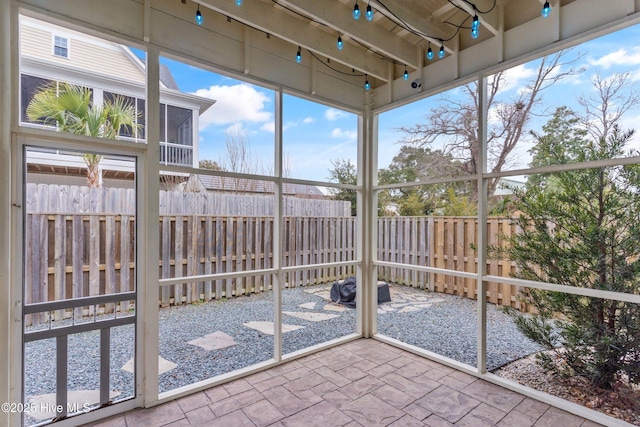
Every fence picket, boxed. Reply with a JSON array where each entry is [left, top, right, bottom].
[[105, 215, 116, 313], [204, 217, 213, 300], [54, 215, 66, 320], [120, 215, 131, 313], [174, 216, 184, 304], [25, 205, 537, 323]]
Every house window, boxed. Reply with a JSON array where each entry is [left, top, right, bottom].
[[167, 105, 192, 146], [20, 74, 52, 123], [53, 35, 69, 58], [159, 103, 192, 146], [20, 75, 94, 126], [104, 91, 146, 140]]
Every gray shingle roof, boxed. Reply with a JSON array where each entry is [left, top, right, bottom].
[[197, 174, 324, 197], [160, 63, 180, 90]]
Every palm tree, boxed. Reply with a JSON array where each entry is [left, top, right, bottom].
[[26, 82, 140, 187]]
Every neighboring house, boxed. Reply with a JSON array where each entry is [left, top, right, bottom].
[[197, 174, 327, 199], [493, 178, 525, 197], [19, 15, 215, 186]]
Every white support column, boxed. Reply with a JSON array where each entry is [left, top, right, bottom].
[[550, 0, 560, 42], [476, 74, 488, 374], [192, 113, 200, 168], [0, 0, 13, 424], [358, 91, 376, 338], [141, 46, 161, 407], [273, 88, 283, 361]]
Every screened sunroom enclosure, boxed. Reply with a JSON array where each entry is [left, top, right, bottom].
[[2, 0, 640, 426]]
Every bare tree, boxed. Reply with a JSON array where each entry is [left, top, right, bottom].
[[400, 50, 582, 199], [578, 72, 640, 142]]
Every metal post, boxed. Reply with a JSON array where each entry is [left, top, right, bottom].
[[100, 328, 110, 406], [359, 91, 376, 337], [477, 74, 488, 374], [273, 88, 283, 361], [142, 46, 161, 406], [56, 335, 68, 418]]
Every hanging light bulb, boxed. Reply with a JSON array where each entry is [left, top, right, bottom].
[[403, 65, 409, 81], [296, 46, 302, 64], [364, 75, 370, 90], [439, 44, 445, 59], [195, 4, 203, 26], [236, 0, 242, 5], [353, 1, 361, 20], [337, 34, 343, 50], [471, 14, 479, 39], [426, 43, 434, 60], [541, 1, 551, 18], [366, 2, 374, 21]]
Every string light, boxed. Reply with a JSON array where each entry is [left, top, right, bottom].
[[541, 1, 551, 18], [439, 44, 445, 59], [296, 46, 302, 63], [403, 65, 409, 81], [353, 1, 360, 20], [337, 33, 343, 50], [364, 74, 370, 90], [366, 2, 374, 21], [195, 4, 203, 25], [471, 14, 479, 39], [426, 43, 434, 60]]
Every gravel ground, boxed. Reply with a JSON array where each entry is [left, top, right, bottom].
[[377, 285, 543, 370], [23, 283, 541, 424]]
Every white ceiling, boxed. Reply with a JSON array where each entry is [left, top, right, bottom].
[[17, 0, 640, 110]]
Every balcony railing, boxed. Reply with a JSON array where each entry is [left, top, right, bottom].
[[160, 142, 193, 166]]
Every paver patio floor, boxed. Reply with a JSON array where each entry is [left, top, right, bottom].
[[85, 339, 602, 427]]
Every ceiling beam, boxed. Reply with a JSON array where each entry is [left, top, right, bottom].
[[197, 0, 390, 81], [449, 0, 499, 35], [275, 0, 421, 69], [369, 0, 455, 52]]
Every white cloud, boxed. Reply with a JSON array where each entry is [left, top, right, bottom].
[[589, 48, 640, 69], [193, 84, 272, 129], [325, 108, 347, 121], [260, 122, 275, 133], [331, 127, 357, 140], [224, 123, 246, 135], [495, 64, 537, 93], [302, 116, 315, 124]]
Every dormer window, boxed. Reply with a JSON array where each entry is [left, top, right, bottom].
[[53, 35, 68, 58]]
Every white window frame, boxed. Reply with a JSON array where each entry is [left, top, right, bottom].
[[52, 34, 69, 59]]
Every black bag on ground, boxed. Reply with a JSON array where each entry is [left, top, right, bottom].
[[330, 277, 391, 308], [330, 277, 357, 308]]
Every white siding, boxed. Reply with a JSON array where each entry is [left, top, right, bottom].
[[20, 18, 145, 85]]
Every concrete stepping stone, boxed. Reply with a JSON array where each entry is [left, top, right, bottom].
[[27, 390, 121, 421], [187, 331, 237, 351], [243, 321, 304, 335], [283, 311, 340, 322], [323, 303, 347, 312], [412, 303, 435, 309], [298, 302, 317, 310], [121, 356, 177, 375], [303, 287, 332, 301], [390, 303, 410, 309], [399, 306, 421, 313]]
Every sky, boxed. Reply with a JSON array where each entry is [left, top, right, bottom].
[[156, 56, 358, 182], [378, 23, 640, 178], [154, 21, 640, 183]]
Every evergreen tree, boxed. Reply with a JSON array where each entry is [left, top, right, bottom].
[[327, 158, 357, 216], [494, 113, 640, 389]]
